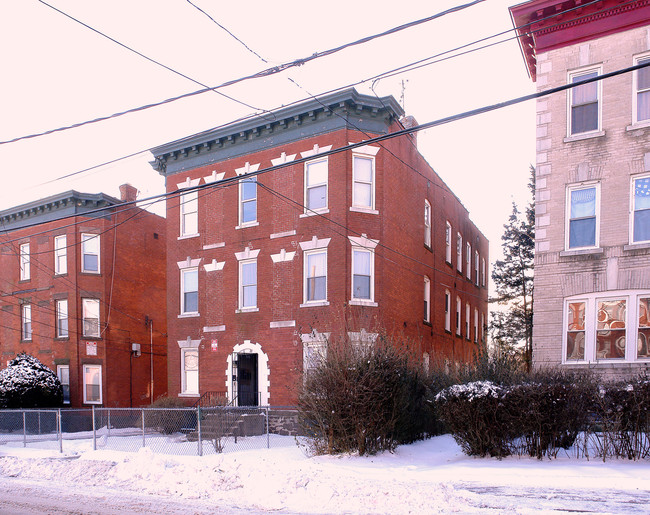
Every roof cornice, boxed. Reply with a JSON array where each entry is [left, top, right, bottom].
[[149, 88, 404, 176]]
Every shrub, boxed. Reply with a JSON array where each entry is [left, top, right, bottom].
[[146, 396, 195, 434], [298, 335, 433, 455], [0, 353, 63, 409]]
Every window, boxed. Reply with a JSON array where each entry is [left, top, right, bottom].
[[474, 308, 478, 343], [474, 251, 479, 286], [445, 222, 452, 263], [481, 258, 486, 288], [181, 349, 199, 395], [304, 250, 327, 303], [22, 304, 32, 341], [564, 292, 650, 363], [180, 190, 198, 236], [567, 184, 599, 249], [634, 55, 650, 124], [56, 299, 68, 338], [352, 249, 373, 301], [465, 303, 470, 340], [305, 158, 328, 212], [57, 365, 70, 404], [423, 276, 431, 323], [424, 200, 431, 248], [239, 177, 257, 225], [81, 233, 100, 273], [239, 260, 257, 309], [444, 290, 451, 332], [466, 243, 471, 279], [481, 312, 486, 343], [54, 235, 67, 275], [181, 268, 199, 315], [352, 154, 375, 209], [19, 243, 30, 281], [568, 68, 600, 135], [83, 364, 102, 404], [456, 296, 462, 335], [456, 233, 462, 272], [82, 299, 100, 338], [303, 340, 327, 377], [632, 175, 650, 243]]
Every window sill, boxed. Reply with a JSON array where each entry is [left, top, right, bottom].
[[349, 299, 378, 307], [82, 336, 102, 340], [178, 393, 200, 398], [424, 244, 432, 252], [446, 260, 452, 267], [559, 247, 604, 257], [300, 209, 329, 218], [623, 242, 650, 252], [54, 337, 70, 342], [423, 321, 432, 327], [235, 222, 259, 230], [177, 233, 200, 241], [300, 301, 330, 308], [626, 121, 650, 131], [349, 206, 379, 215], [563, 130, 605, 143], [54, 273, 68, 278], [178, 313, 200, 318], [80, 271, 101, 275], [444, 329, 452, 335], [236, 307, 259, 313], [83, 401, 102, 405]]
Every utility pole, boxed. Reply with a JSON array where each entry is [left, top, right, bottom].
[[145, 316, 154, 404]]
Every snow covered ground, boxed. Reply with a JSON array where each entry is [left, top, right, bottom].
[[1, 433, 649, 514]]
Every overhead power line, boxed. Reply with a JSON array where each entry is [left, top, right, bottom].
[[2, 0, 484, 146]]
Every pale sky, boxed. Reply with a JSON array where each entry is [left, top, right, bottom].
[[0, 0, 536, 263]]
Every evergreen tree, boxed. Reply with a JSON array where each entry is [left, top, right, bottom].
[[0, 353, 63, 408], [490, 166, 535, 370]]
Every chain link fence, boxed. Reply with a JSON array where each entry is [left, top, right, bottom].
[[0, 406, 300, 456]]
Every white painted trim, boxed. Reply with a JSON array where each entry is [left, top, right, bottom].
[[177, 337, 201, 349], [348, 235, 379, 249], [300, 144, 332, 158], [203, 242, 225, 250], [270, 320, 296, 328], [270, 230, 296, 239], [226, 340, 270, 406], [349, 143, 380, 156], [271, 249, 296, 263], [235, 248, 260, 261], [203, 171, 225, 184], [177, 257, 202, 269], [299, 236, 331, 251], [203, 325, 226, 333], [176, 177, 201, 189], [271, 152, 297, 166], [235, 162, 260, 176], [203, 259, 225, 272]]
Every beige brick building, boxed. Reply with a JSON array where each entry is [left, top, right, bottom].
[[510, 0, 650, 377]]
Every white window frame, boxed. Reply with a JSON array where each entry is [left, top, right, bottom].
[[633, 53, 650, 125], [239, 177, 257, 227], [456, 233, 462, 272], [444, 290, 451, 332], [423, 276, 431, 324], [81, 233, 100, 274], [22, 304, 32, 341], [303, 338, 327, 377], [57, 365, 70, 405], [351, 248, 375, 303], [19, 243, 30, 281], [352, 153, 376, 211], [474, 308, 479, 343], [239, 259, 258, 310], [445, 222, 452, 263], [567, 66, 602, 137], [304, 157, 328, 213], [82, 298, 100, 338], [83, 364, 102, 404], [465, 303, 470, 340], [56, 299, 68, 338], [303, 249, 328, 305], [181, 348, 199, 395], [481, 312, 486, 343], [630, 173, 650, 244], [562, 291, 650, 364], [54, 235, 67, 275], [180, 267, 199, 315], [566, 183, 600, 250], [180, 189, 199, 237], [424, 200, 432, 248], [474, 251, 479, 286], [481, 257, 486, 288], [456, 296, 462, 336], [466, 242, 471, 279]]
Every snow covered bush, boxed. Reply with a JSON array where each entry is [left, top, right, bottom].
[[0, 353, 63, 409], [298, 335, 434, 456]]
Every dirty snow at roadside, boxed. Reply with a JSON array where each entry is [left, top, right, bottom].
[[1, 434, 649, 514]]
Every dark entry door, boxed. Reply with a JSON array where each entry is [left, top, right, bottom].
[[237, 353, 258, 406]]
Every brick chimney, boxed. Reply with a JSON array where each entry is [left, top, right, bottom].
[[119, 183, 138, 202], [400, 115, 418, 147]]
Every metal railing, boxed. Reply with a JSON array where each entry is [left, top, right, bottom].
[[0, 406, 299, 456]]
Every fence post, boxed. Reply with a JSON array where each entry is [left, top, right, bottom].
[[22, 411, 26, 448], [197, 407, 202, 457], [58, 409, 62, 454], [108, 409, 111, 437], [266, 407, 270, 449], [142, 409, 146, 449], [92, 405, 97, 451]]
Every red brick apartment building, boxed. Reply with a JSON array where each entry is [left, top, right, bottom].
[[0, 184, 167, 407], [150, 88, 488, 406]]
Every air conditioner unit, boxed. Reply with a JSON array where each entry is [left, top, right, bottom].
[[131, 342, 141, 357]]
